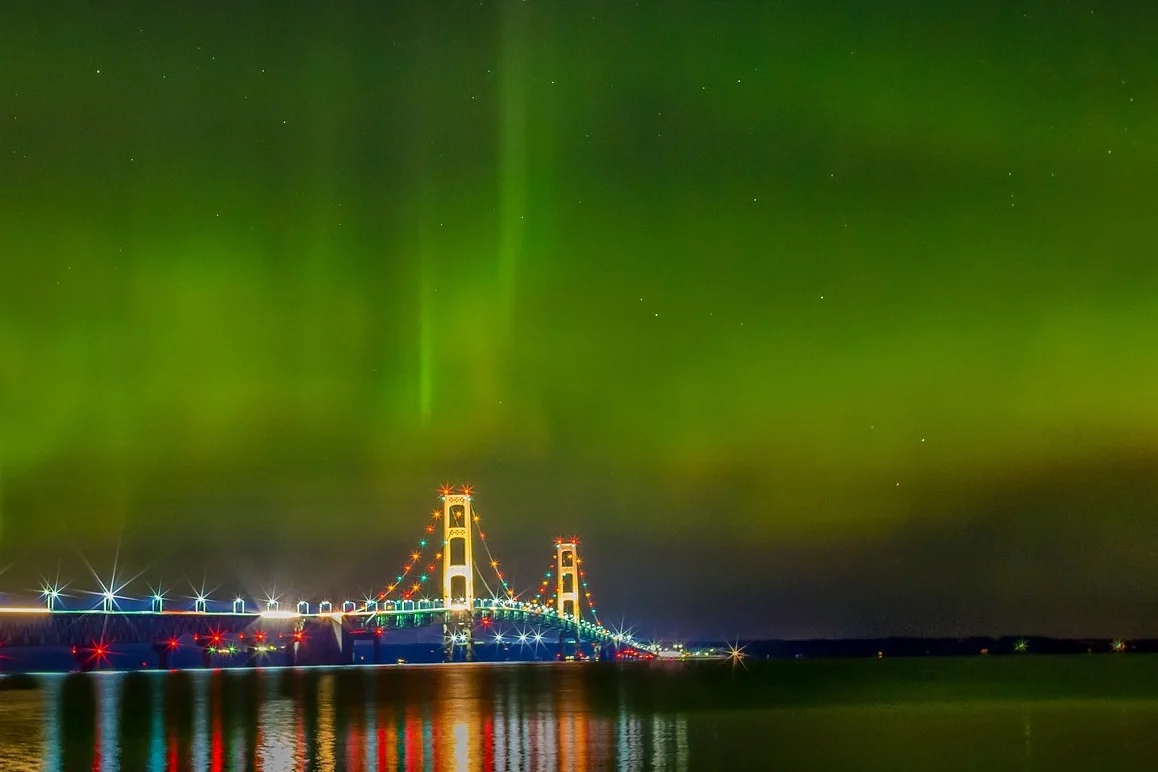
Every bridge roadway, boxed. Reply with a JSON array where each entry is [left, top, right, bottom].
[[0, 598, 637, 669]]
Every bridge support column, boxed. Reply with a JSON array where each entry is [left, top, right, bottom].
[[286, 634, 300, 667], [72, 645, 92, 672], [442, 611, 474, 662], [151, 642, 171, 670]]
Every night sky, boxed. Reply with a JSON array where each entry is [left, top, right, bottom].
[[2, 2, 1157, 640]]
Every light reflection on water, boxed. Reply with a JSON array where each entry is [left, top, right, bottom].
[[8, 665, 690, 771], [4, 660, 1158, 771]]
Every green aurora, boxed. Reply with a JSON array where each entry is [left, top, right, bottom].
[[1, 2, 1156, 637]]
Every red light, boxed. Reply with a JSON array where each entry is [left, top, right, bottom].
[[238, 633, 245, 640], [211, 634, 222, 645], [255, 632, 265, 643], [438, 485, 452, 496], [168, 638, 179, 650], [375, 627, 384, 637], [293, 632, 303, 643]]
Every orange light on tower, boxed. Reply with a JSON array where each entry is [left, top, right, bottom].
[[461, 484, 473, 497]]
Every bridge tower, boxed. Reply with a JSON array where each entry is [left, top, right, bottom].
[[441, 486, 476, 660], [555, 538, 583, 660], [555, 538, 581, 623]]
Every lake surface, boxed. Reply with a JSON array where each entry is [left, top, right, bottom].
[[3, 657, 1158, 770]]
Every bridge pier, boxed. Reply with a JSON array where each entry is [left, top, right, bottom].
[[443, 612, 474, 662], [151, 642, 171, 670]]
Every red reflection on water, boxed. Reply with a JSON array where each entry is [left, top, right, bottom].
[[166, 729, 179, 772], [404, 706, 421, 772], [482, 715, 495, 772], [377, 726, 389, 770], [92, 704, 101, 772], [346, 722, 362, 772], [209, 678, 223, 772]]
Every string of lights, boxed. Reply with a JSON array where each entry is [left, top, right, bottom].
[[372, 508, 441, 604], [471, 507, 516, 599], [532, 552, 557, 608], [577, 555, 603, 627]]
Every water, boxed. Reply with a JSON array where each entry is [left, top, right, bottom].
[[3, 657, 1158, 770]]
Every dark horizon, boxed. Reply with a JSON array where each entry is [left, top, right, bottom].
[[3, 1, 1158, 640]]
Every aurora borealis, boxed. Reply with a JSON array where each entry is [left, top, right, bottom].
[[2, 2, 1156, 638]]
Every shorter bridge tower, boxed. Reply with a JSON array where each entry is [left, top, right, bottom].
[[441, 486, 476, 660]]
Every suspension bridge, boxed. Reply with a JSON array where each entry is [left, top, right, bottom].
[[0, 487, 657, 671]]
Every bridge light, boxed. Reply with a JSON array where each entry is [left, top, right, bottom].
[[167, 637, 179, 650]]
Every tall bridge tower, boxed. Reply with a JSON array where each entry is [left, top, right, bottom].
[[441, 486, 475, 659], [555, 538, 581, 623]]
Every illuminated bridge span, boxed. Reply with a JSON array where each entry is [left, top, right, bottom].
[[0, 487, 656, 670]]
